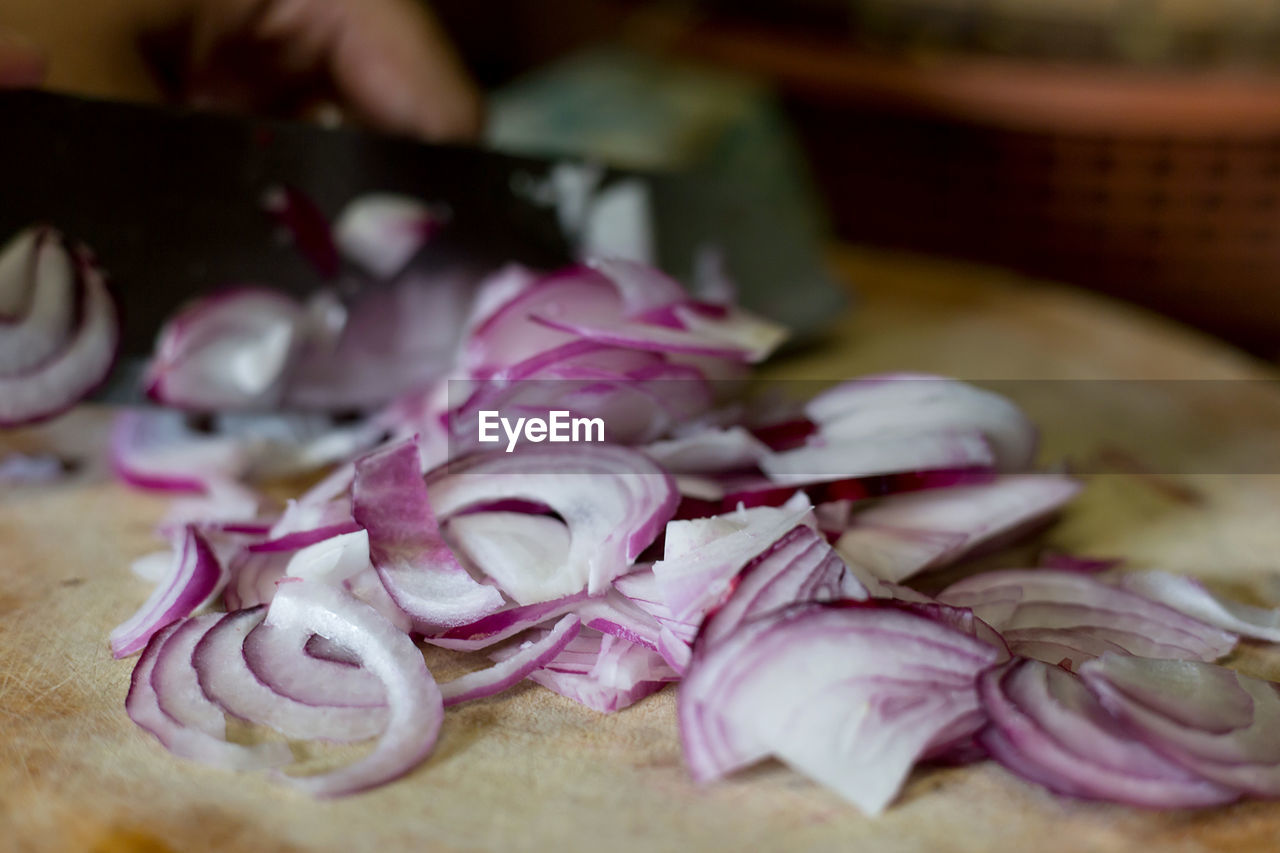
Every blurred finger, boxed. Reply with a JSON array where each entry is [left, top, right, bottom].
[[0, 30, 47, 88], [183, 0, 482, 142], [324, 0, 483, 141]]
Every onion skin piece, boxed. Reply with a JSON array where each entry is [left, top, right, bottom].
[[110, 526, 227, 658], [353, 438, 505, 628], [978, 659, 1238, 808], [127, 617, 292, 771], [265, 579, 444, 797]]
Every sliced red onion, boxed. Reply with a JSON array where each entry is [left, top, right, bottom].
[[193, 607, 387, 741], [248, 522, 362, 553], [761, 430, 996, 487], [285, 272, 468, 410], [0, 228, 75, 371], [334, 193, 443, 279], [242, 619, 386, 709], [441, 614, 581, 706], [652, 498, 815, 623], [131, 549, 175, 583], [283, 528, 371, 584], [264, 579, 443, 796], [452, 342, 713, 446], [698, 525, 868, 648], [110, 526, 227, 658], [585, 257, 688, 317], [938, 570, 1239, 665], [523, 667, 669, 714], [445, 512, 571, 605], [422, 591, 591, 651], [531, 304, 785, 364], [145, 288, 301, 410], [1116, 570, 1280, 644], [507, 629, 674, 713], [0, 238, 118, 426], [579, 590, 666, 651], [110, 410, 250, 494], [588, 632, 679, 687], [834, 475, 1082, 583], [428, 443, 677, 595], [353, 439, 505, 628], [679, 601, 1001, 815], [642, 426, 770, 474], [456, 263, 539, 351], [462, 265, 785, 375], [127, 617, 293, 770], [1080, 654, 1280, 797], [224, 547, 291, 611], [344, 567, 412, 633], [979, 659, 1238, 807], [804, 375, 1038, 471], [262, 184, 340, 279]]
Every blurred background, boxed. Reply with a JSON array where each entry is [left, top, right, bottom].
[[432, 0, 1280, 357], [10, 0, 1280, 355]]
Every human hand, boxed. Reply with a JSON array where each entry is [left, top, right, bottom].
[[177, 0, 482, 141], [0, 30, 45, 88]]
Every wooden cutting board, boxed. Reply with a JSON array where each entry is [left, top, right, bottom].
[[5, 247, 1280, 853]]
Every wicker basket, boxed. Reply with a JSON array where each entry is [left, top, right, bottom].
[[645, 8, 1280, 352]]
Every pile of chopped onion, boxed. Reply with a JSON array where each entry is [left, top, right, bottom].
[[0, 227, 119, 425], [20, 194, 1267, 814]]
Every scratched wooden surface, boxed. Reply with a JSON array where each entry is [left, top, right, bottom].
[[5, 248, 1280, 853]]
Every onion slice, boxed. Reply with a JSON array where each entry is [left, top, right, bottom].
[[334, 193, 442, 279], [428, 444, 677, 595], [144, 288, 300, 411], [0, 238, 119, 426], [264, 579, 444, 797], [1080, 654, 1280, 797], [353, 439, 506, 628], [1116, 570, 1280, 644], [938, 569, 1238, 665], [441, 614, 581, 706], [193, 606, 387, 741], [835, 475, 1081, 583], [679, 601, 1000, 815], [129, 616, 293, 770], [110, 526, 227, 658], [979, 659, 1238, 807], [653, 498, 814, 623]]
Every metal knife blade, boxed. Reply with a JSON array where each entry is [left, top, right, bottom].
[[0, 90, 843, 408]]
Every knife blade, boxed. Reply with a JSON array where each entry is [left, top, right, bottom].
[[0, 90, 843, 408]]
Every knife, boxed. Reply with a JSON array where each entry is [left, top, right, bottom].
[[0, 90, 843, 407]]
